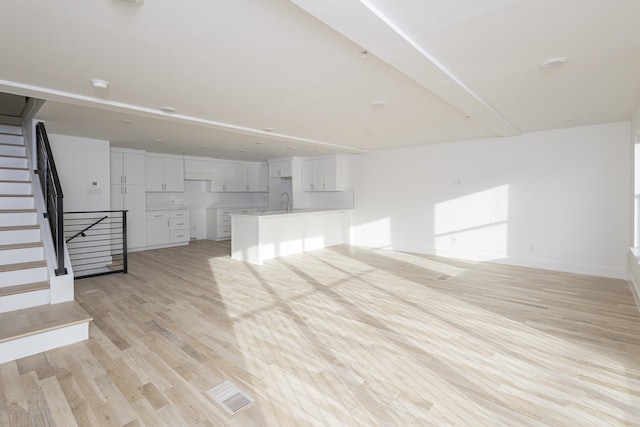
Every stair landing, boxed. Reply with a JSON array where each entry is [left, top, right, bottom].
[[0, 301, 93, 364]]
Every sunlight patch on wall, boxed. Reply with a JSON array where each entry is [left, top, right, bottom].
[[434, 185, 509, 260], [351, 217, 392, 248]]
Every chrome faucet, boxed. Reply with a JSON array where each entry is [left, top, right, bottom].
[[280, 192, 290, 212]]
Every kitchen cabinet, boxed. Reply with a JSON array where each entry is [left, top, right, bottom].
[[145, 154, 184, 192], [259, 162, 269, 192], [146, 210, 190, 246], [301, 155, 346, 191], [110, 149, 145, 185], [183, 156, 268, 193], [247, 163, 261, 192], [206, 207, 259, 240], [110, 148, 147, 249], [269, 159, 292, 178]]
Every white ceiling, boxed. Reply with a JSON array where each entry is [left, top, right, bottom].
[[0, 0, 638, 161]]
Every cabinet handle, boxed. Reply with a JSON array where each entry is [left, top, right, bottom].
[[120, 176, 123, 183], [124, 175, 127, 184], [154, 214, 162, 218], [124, 187, 127, 194], [177, 222, 184, 226]]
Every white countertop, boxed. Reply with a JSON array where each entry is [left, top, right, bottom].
[[230, 208, 352, 218]]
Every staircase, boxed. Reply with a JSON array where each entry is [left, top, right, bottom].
[[0, 123, 92, 365]]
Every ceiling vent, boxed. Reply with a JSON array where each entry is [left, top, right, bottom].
[[112, 0, 144, 5]]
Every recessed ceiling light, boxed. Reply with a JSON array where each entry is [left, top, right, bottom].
[[286, 147, 293, 150], [90, 79, 109, 89], [204, 145, 213, 148], [564, 118, 577, 123], [118, 119, 134, 125], [370, 100, 386, 108], [160, 106, 177, 114], [539, 56, 569, 69], [263, 127, 274, 132], [154, 138, 165, 143], [239, 149, 247, 152], [112, 0, 144, 5], [254, 141, 263, 145]]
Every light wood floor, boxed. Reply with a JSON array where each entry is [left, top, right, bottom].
[[2, 240, 640, 426]]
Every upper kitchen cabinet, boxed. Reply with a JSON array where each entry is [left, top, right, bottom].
[[145, 153, 184, 192], [269, 159, 292, 178], [259, 162, 269, 192], [302, 155, 346, 191], [110, 149, 145, 185]]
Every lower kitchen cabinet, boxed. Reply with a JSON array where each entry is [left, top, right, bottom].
[[206, 207, 258, 240], [146, 210, 190, 246]]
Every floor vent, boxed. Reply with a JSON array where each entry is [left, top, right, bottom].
[[206, 381, 254, 415], [437, 274, 451, 281]]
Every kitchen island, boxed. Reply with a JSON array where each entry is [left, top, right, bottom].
[[231, 209, 352, 265]]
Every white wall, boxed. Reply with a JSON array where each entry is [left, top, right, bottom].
[[632, 104, 640, 246], [348, 122, 631, 279], [48, 134, 110, 211]]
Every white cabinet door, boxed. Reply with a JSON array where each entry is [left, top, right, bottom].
[[123, 152, 146, 185], [313, 158, 325, 191], [145, 155, 184, 192], [146, 218, 170, 246], [302, 159, 314, 191], [235, 162, 248, 192], [111, 184, 147, 249], [247, 163, 260, 192], [209, 161, 224, 192], [145, 156, 164, 192], [259, 162, 269, 192], [163, 157, 184, 192], [123, 185, 147, 248], [110, 152, 124, 185], [269, 160, 292, 178], [223, 162, 236, 191]]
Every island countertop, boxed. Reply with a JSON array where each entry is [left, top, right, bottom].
[[229, 208, 352, 218]]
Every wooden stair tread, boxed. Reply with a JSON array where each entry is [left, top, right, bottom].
[[0, 281, 49, 297], [0, 179, 30, 183], [0, 241, 43, 251], [0, 301, 92, 343], [0, 194, 34, 197], [0, 224, 39, 231], [0, 260, 46, 272], [0, 166, 28, 171], [0, 155, 27, 159], [0, 208, 37, 213]]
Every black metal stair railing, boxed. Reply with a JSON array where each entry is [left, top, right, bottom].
[[35, 122, 67, 276], [63, 210, 128, 279]]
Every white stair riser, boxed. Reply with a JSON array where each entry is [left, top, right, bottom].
[[0, 168, 29, 180], [0, 196, 34, 209], [0, 157, 27, 168], [0, 289, 49, 314], [0, 211, 37, 226], [0, 144, 25, 156], [0, 246, 44, 265], [0, 134, 24, 145], [0, 181, 31, 194], [0, 322, 89, 364], [0, 125, 22, 135], [0, 267, 48, 287], [0, 228, 41, 244]]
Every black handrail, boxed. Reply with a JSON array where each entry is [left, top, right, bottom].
[[35, 122, 67, 276], [66, 215, 108, 243], [64, 210, 128, 277]]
